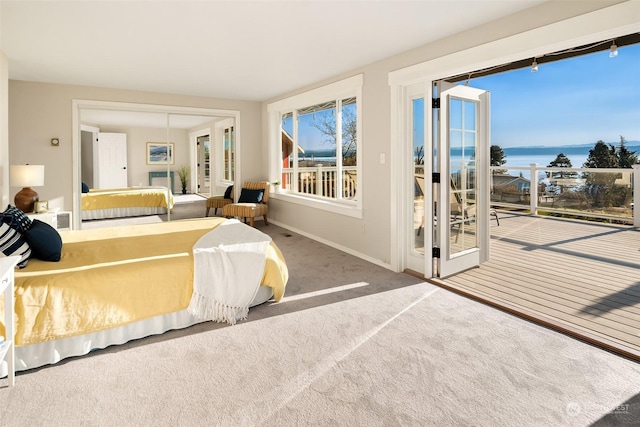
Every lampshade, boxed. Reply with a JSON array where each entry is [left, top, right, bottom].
[[10, 165, 45, 187], [10, 164, 45, 213]]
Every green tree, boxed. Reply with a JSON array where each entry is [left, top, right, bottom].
[[311, 105, 357, 166], [547, 153, 577, 179], [583, 140, 618, 168], [415, 145, 424, 165], [616, 135, 638, 168], [582, 140, 620, 207], [490, 145, 507, 174]]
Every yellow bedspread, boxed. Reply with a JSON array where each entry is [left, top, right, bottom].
[[0, 218, 288, 346], [81, 187, 174, 211]]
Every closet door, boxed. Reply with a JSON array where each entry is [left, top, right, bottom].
[[95, 133, 128, 189]]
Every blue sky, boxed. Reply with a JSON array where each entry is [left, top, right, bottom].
[[470, 42, 640, 148], [293, 42, 640, 154]]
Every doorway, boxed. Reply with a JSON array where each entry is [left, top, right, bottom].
[[396, 80, 491, 278], [196, 134, 211, 196]]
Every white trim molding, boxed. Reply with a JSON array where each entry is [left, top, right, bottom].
[[267, 74, 364, 218]]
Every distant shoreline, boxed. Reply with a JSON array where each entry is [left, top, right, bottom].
[[298, 159, 337, 167], [500, 141, 640, 150]]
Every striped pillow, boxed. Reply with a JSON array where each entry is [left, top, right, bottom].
[[1, 204, 33, 233], [0, 222, 31, 268]]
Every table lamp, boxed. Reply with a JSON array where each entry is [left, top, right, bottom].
[[10, 164, 45, 213]]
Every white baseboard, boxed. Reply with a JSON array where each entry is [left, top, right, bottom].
[[269, 219, 396, 272]]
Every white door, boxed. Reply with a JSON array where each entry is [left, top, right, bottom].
[[95, 132, 128, 189], [197, 135, 211, 195], [436, 85, 490, 278]]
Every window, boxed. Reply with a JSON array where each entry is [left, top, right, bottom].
[[215, 118, 235, 184], [223, 126, 235, 182], [268, 75, 363, 217]]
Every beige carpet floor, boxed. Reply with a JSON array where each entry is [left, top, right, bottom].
[[1, 200, 639, 426]]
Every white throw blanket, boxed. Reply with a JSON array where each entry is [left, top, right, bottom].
[[187, 219, 272, 325]]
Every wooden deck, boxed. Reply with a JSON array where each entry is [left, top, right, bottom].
[[432, 211, 640, 361]]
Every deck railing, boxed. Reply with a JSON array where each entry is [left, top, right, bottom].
[[490, 164, 639, 226], [281, 165, 357, 199], [413, 164, 638, 227]]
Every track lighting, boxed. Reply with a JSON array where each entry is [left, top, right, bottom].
[[531, 58, 538, 73], [609, 41, 618, 58]]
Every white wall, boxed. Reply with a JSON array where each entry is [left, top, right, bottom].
[[0, 51, 8, 209], [98, 125, 189, 194], [0, 5, 6, 208], [0, 2, 8, 206]]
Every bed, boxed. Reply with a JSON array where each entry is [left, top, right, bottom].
[[81, 186, 174, 220], [0, 217, 288, 375]]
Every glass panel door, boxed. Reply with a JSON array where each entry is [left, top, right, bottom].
[[405, 81, 430, 274], [413, 97, 425, 255], [436, 84, 490, 278]]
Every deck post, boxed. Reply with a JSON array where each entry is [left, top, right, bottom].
[[315, 165, 323, 196], [633, 164, 639, 228], [529, 163, 539, 216]]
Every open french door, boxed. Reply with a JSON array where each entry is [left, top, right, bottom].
[[435, 84, 490, 278]]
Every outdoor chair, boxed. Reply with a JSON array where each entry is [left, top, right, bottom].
[[205, 185, 234, 216], [450, 180, 500, 241], [415, 174, 426, 236], [415, 173, 499, 237], [222, 181, 270, 227]]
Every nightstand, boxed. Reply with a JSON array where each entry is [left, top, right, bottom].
[[26, 210, 73, 231], [0, 256, 19, 387]]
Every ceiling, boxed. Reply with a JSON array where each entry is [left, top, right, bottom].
[[1, 0, 546, 103]]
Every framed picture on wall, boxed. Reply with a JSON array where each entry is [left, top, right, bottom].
[[146, 142, 175, 165]]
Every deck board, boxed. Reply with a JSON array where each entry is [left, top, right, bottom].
[[458, 267, 640, 321], [440, 211, 640, 360]]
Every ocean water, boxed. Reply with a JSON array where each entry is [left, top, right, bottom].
[[502, 154, 589, 172], [500, 145, 639, 179], [502, 146, 592, 169], [499, 156, 588, 180], [301, 144, 639, 177]]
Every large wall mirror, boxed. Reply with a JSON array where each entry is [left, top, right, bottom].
[[72, 101, 241, 230]]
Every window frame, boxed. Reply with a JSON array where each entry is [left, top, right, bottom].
[[215, 118, 235, 187], [268, 74, 363, 218]]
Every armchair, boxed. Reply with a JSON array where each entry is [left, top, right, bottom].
[[222, 181, 270, 227]]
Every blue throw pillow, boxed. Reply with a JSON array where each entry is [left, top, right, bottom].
[[223, 185, 234, 199], [82, 182, 90, 193], [0, 222, 31, 268], [1, 204, 33, 233], [238, 188, 264, 203], [24, 219, 63, 262]]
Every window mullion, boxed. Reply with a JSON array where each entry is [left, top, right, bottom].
[[224, 128, 229, 181], [292, 111, 299, 193], [229, 126, 236, 181], [335, 99, 343, 199]]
